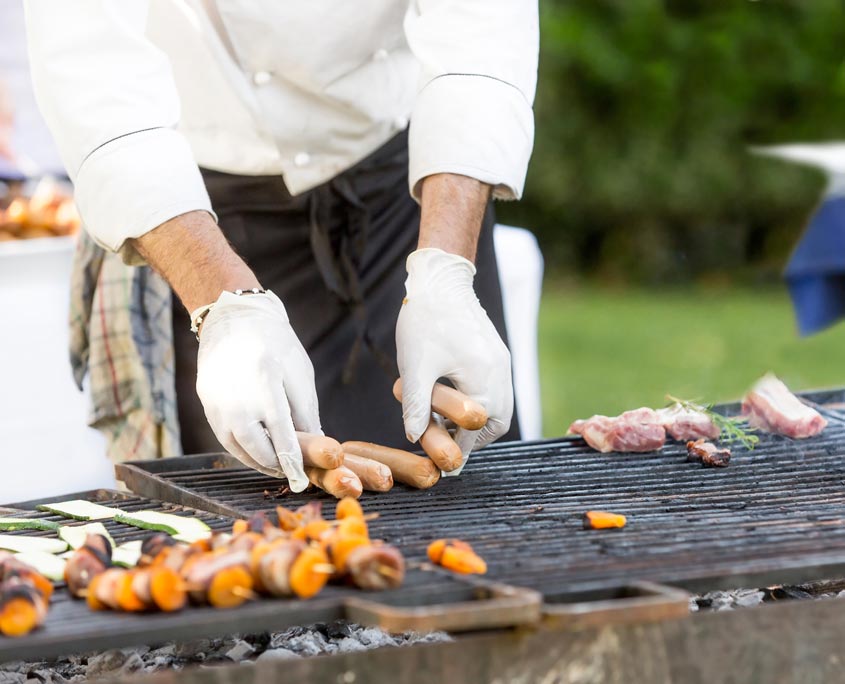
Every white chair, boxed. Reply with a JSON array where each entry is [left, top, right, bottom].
[[493, 224, 544, 440]]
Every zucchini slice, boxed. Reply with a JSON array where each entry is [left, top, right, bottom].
[[112, 541, 143, 568], [0, 517, 60, 532], [0, 534, 68, 554], [114, 511, 211, 543], [35, 500, 123, 521], [13, 551, 67, 582], [58, 523, 115, 550]]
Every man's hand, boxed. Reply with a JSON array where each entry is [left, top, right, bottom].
[[132, 212, 320, 490], [396, 174, 514, 474]]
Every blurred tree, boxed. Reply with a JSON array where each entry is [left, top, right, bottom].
[[497, 0, 845, 283]]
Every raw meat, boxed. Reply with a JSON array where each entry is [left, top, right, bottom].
[[568, 408, 666, 453], [658, 404, 721, 441], [741, 374, 826, 439], [686, 439, 730, 468]]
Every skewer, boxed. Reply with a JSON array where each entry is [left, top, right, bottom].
[[312, 563, 336, 575], [230, 586, 258, 600], [377, 566, 401, 579]]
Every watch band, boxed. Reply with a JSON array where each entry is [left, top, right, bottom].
[[189, 287, 267, 340]]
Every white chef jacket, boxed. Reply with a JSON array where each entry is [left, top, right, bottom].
[[23, 1, 538, 261]]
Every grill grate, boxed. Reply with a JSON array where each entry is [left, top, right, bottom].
[[119, 390, 845, 596]]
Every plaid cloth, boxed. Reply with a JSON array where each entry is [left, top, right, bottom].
[[69, 232, 182, 463]]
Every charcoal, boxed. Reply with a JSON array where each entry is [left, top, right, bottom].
[[356, 627, 395, 648], [0, 674, 26, 684], [336, 638, 367, 653], [84, 650, 132, 678], [174, 639, 215, 660], [224, 640, 255, 662], [256, 648, 300, 662]]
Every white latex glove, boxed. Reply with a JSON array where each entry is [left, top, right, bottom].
[[396, 248, 514, 475], [196, 290, 320, 492]]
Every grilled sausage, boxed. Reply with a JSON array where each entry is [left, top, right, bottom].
[[341, 441, 440, 489], [296, 432, 344, 470], [305, 466, 363, 499], [392, 379, 487, 431], [419, 418, 464, 472], [341, 453, 394, 492]]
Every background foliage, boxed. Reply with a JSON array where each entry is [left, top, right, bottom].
[[498, 0, 845, 284]]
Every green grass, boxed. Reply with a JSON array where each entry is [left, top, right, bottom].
[[538, 285, 845, 436]]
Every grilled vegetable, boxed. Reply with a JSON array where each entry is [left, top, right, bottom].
[[582, 511, 627, 530], [113, 511, 211, 543], [12, 552, 66, 582], [0, 535, 67, 555], [0, 518, 60, 533], [112, 541, 143, 568], [35, 500, 123, 521], [58, 523, 115, 550], [427, 539, 487, 575], [289, 547, 332, 599], [335, 498, 364, 521]]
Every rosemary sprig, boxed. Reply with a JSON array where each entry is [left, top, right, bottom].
[[665, 395, 759, 450]]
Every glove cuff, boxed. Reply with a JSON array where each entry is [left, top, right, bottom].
[[405, 248, 476, 298]]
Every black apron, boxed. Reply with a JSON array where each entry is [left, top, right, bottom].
[[172, 131, 521, 453]]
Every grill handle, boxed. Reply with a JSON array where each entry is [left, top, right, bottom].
[[343, 580, 542, 634], [542, 581, 690, 630]]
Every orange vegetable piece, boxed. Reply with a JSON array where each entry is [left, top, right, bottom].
[[335, 497, 364, 520], [276, 506, 302, 532], [289, 547, 331, 599], [304, 519, 331, 542], [426, 539, 486, 575], [327, 535, 370, 575], [116, 572, 146, 612], [583, 511, 627, 530], [337, 517, 368, 540], [150, 567, 187, 612], [0, 597, 40, 637], [85, 574, 108, 611], [207, 566, 254, 608], [232, 519, 249, 535]]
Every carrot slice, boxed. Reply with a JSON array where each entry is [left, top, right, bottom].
[[583, 511, 627, 530], [85, 574, 108, 611], [327, 535, 370, 575], [232, 519, 249, 535], [150, 567, 187, 612], [207, 566, 254, 608], [289, 547, 331, 599], [337, 517, 368, 540], [116, 572, 147, 612], [0, 597, 39, 636], [426, 539, 486, 574], [335, 498, 364, 520]]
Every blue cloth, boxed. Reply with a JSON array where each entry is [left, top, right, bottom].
[[785, 195, 845, 336]]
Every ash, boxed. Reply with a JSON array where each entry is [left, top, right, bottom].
[[0, 622, 451, 682], [691, 579, 845, 612]]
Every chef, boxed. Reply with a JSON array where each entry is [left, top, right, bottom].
[[23, 1, 539, 491]]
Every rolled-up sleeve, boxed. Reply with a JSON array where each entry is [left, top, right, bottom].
[[404, 0, 539, 202], [23, 0, 213, 262]]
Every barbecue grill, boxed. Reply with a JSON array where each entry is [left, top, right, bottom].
[[7, 389, 845, 683]]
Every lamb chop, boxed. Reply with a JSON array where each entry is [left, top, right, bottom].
[[568, 408, 666, 453], [742, 374, 827, 439], [657, 403, 720, 441]]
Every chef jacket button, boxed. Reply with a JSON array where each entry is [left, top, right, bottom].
[[252, 70, 272, 86], [294, 152, 311, 167], [373, 48, 389, 61], [393, 115, 409, 130]]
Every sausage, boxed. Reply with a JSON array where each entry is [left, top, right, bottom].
[[341, 453, 394, 492], [392, 379, 487, 431], [419, 418, 464, 472], [341, 441, 440, 489], [306, 465, 364, 499], [296, 432, 344, 470]]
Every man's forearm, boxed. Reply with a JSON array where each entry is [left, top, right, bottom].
[[418, 173, 492, 263], [131, 211, 260, 313]]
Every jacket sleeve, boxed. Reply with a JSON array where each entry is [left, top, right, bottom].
[[23, 0, 214, 263], [404, 0, 539, 202]]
